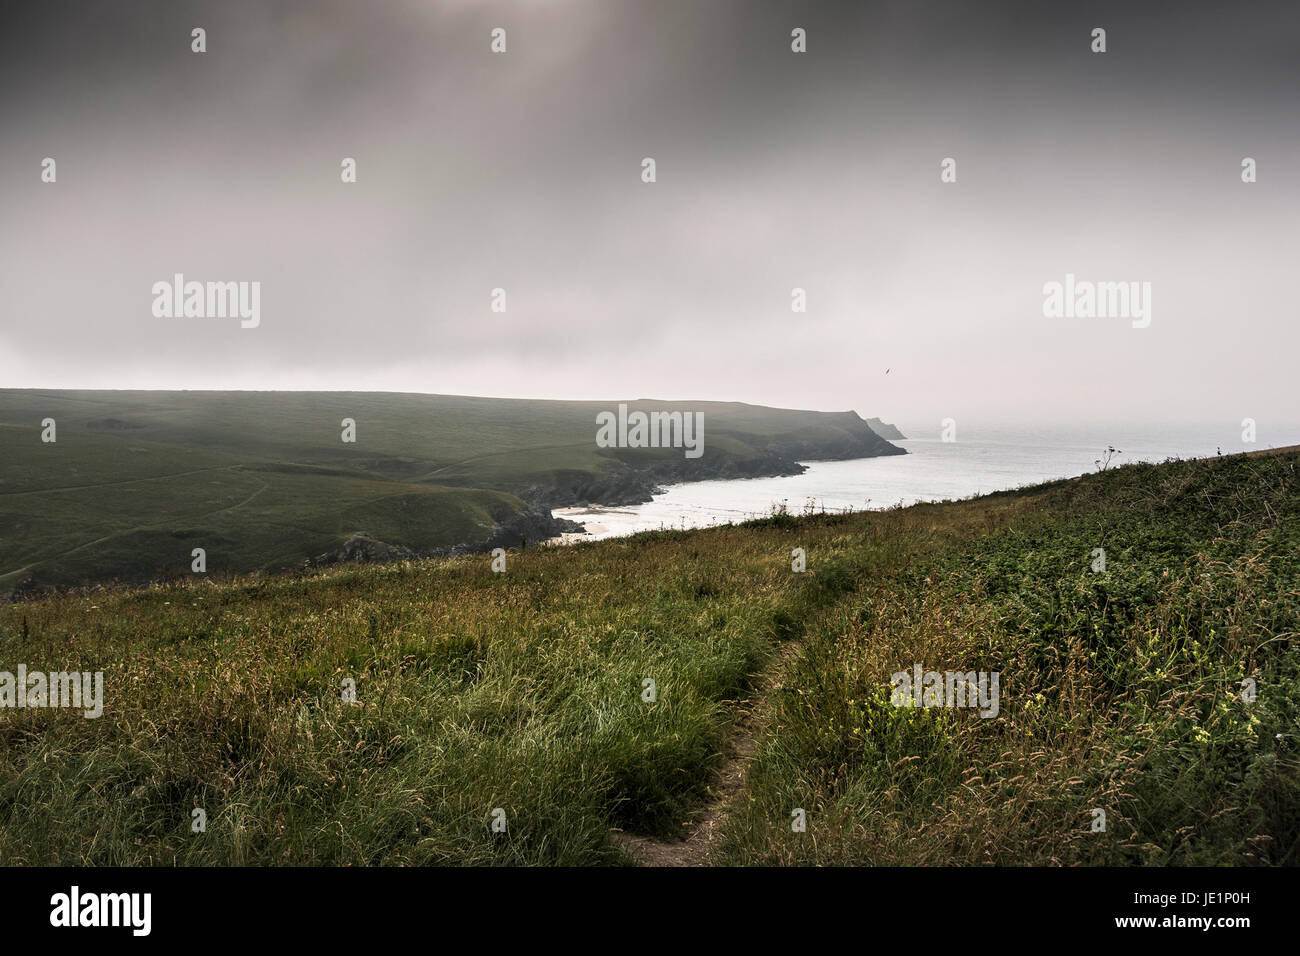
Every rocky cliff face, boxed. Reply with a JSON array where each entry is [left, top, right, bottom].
[[521, 411, 905, 508], [760, 412, 904, 461], [520, 451, 808, 508], [864, 417, 907, 440]]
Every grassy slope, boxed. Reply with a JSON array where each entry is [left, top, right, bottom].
[[0, 449, 1295, 865], [0, 426, 529, 592], [0, 391, 900, 589]]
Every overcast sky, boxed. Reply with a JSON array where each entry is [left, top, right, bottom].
[[1, 0, 1297, 428]]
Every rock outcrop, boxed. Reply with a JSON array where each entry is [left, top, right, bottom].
[[307, 507, 585, 569]]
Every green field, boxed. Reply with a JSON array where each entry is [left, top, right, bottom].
[[0, 425, 529, 593], [0, 390, 902, 592], [1, 448, 1294, 865]]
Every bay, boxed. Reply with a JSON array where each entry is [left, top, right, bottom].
[[554, 422, 1300, 540]]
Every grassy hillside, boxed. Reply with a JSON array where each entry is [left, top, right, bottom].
[[0, 425, 530, 593], [0, 390, 901, 486], [0, 448, 1294, 865], [0, 390, 902, 592]]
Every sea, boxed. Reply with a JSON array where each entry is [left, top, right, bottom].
[[553, 422, 1300, 541]]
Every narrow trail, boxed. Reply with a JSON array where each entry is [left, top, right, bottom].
[[0, 464, 237, 498], [613, 640, 803, 867]]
